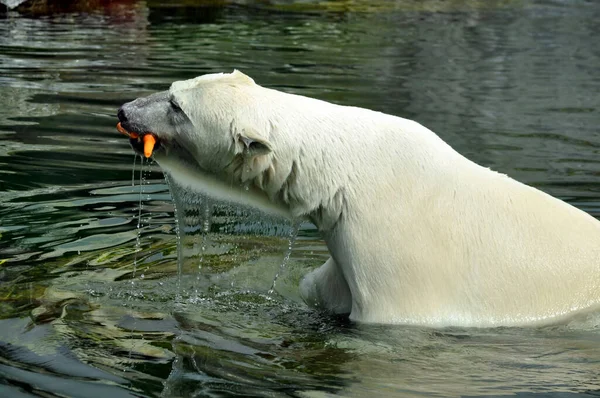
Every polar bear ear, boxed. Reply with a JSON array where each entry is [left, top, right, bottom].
[[238, 128, 272, 157]]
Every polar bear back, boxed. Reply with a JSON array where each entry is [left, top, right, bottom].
[[331, 157, 600, 326]]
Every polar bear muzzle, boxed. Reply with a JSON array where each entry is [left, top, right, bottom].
[[116, 122, 158, 158], [116, 90, 184, 158]]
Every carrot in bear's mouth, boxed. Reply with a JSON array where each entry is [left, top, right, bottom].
[[142, 134, 156, 158], [116, 122, 138, 139], [116, 122, 156, 158]]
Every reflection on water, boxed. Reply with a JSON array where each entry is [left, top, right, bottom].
[[1, 0, 600, 397]]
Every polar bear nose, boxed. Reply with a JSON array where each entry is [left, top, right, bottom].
[[117, 106, 128, 123]]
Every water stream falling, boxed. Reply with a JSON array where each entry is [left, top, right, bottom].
[[268, 221, 300, 296], [131, 153, 137, 187], [194, 199, 211, 299], [131, 156, 145, 296], [162, 171, 300, 302], [125, 155, 147, 368], [163, 172, 185, 302]]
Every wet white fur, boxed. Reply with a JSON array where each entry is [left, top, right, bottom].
[[153, 71, 600, 327]]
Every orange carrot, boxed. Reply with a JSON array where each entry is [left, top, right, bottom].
[[143, 134, 156, 158], [116, 122, 139, 139]]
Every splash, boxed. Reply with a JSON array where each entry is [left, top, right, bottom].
[[163, 172, 298, 303], [163, 172, 215, 304]]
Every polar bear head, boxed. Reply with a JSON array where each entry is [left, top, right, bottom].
[[118, 70, 349, 225], [117, 70, 277, 185]]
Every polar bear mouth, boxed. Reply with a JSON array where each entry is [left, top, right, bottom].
[[116, 122, 159, 158]]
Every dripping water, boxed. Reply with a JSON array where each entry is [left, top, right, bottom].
[[131, 153, 137, 186], [194, 198, 211, 299], [268, 221, 300, 296], [131, 156, 145, 295], [164, 172, 186, 302], [163, 169, 293, 302], [126, 155, 146, 369]]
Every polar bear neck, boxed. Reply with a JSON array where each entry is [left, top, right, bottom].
[[234, 86, 462, 233], [244, 153, 347, 231]]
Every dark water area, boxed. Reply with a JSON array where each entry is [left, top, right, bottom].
[[1, 0, 600, 397]]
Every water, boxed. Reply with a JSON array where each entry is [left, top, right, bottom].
[[269, 221, 300, 296], [194, 198, 211, 296], [132, 157, 145, 289], [1, 0, 600, 396]]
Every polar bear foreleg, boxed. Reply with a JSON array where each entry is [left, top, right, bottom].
[[299, 257, 352, 315]]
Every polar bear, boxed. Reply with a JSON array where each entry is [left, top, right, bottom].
[[117, 70, 600, 327]]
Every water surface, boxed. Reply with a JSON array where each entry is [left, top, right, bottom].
[[1, 0, 600, 396]]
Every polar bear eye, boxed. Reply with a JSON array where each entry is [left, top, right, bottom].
[[169, 98, 183, 112]]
